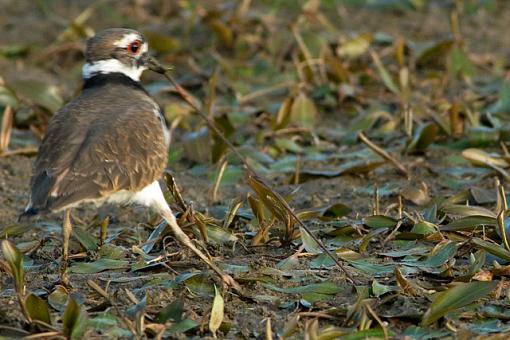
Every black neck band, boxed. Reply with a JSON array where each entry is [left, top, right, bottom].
[[83, 73, 147, 94]]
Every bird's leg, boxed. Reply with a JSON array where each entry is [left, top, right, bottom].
[[61, 209, 72, 287], [99, 216, 109, 246], [159, 205, 242, 293]]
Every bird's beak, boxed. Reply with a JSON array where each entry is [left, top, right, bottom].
[[147, 56, 173, 74], [137, 52, 149, 68]]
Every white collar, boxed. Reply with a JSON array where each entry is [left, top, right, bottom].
[[82, 59, 146, 81]]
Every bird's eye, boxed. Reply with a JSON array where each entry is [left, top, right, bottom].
[[127, 40, 141, 54]]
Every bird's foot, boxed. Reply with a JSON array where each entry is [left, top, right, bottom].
[[59, 261, 72, 288]]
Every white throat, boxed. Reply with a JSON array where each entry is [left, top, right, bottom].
[[82, 59, 146, 81]]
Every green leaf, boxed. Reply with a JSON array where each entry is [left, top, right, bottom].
[[370, 50, 399, 94], [156, 299, 184, 324], [441, 203, 497, 218], [421, 281, 497, 326], [411, 221, 437, 235], [73, 226, 99, 251], [320, 203, 352, 219], [347, 258, 395, 275], [364, 215, 398, 228], [406, 123, 439, 153], [441, 215, 497, 231], [1, 240, 24, 294], [415, 39, 454, 67], [70, 259, 129, 274], [487, 80, 510, 114], [472, 237, 510, 262], [8, 80, 63, 112], [89, 313, 132, 338], [0, 85, 18, 108], [290, 92, 317, 128], [421, 241, 458, 267], [262, 281, 345, 295], [299, 226, 321, 254], [48, 286, 69, 312], [25, 293, 51, 325], [201, 224, 238, 245], [63, 297, 88, 339], [342, 327, 394, 340], [337, 33, 372, 58], [275, 138, 304, 153], [450, 46, 476, 78], [168, 318, 199, 334], [371, 280, 396, 297]]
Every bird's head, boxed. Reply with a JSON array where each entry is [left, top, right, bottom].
[[83, 28, 149, 82]]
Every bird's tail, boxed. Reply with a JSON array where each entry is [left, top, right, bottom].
[[18, 207, 39, 222]]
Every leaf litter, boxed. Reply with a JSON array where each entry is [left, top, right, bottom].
[[2, 0, 510, 338]]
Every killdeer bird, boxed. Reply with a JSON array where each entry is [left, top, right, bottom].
[[20, 28, 237, 289]]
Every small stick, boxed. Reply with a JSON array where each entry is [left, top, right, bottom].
[[358, 132, 409, 178], [148, 58, 355, 284], [364, 301, 389, 340], [373, 184, 379, 215]]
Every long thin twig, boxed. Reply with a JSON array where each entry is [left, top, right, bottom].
[[148, 58, 355, 284], [358, 132, 409, 178]]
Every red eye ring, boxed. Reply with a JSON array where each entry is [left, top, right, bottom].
[[127, 40, 142, 54]]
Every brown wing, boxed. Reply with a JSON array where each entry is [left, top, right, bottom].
[[29, 89, 167, 213]]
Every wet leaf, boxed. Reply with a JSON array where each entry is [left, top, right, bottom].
[[421, 281, 497, 326]]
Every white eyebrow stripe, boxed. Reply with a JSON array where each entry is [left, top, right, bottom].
[[141, 42, 148, 54], [113, 33, 141, 48]]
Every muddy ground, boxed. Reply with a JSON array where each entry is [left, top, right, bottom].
[[2, 1, 510, 339]]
